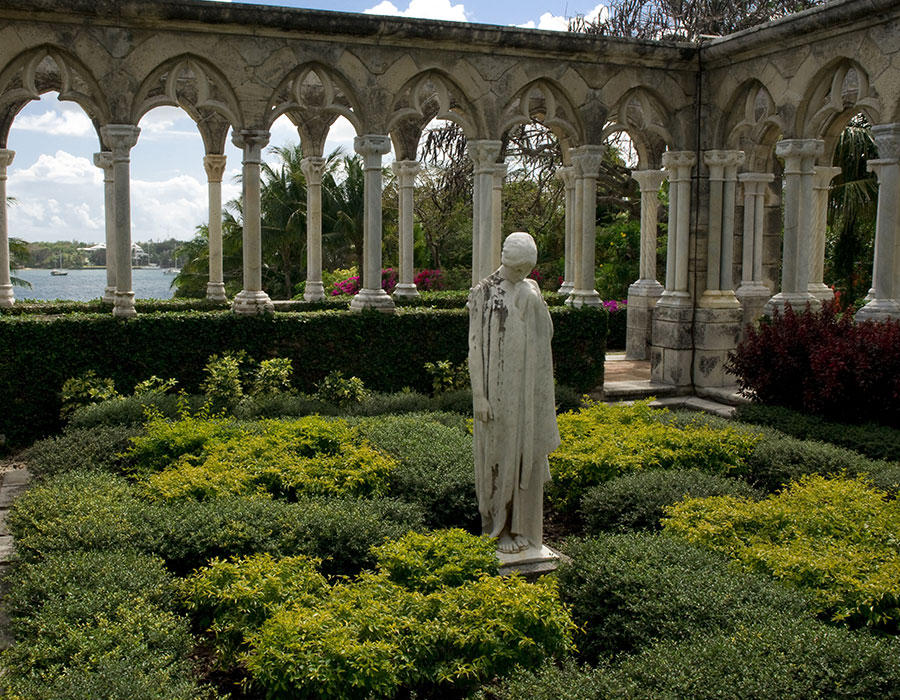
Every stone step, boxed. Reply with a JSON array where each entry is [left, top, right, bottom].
[[602, 379, 682, 402]]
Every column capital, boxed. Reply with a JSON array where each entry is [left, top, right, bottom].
[[872, 123, 900, 162], [555, 165, 577, 189], [571, 144, 606, 178], [203, 154, 227, 183], [775, 138, 824, 166], [812, 165, 842, 190], [232, 129, 270, 163], [867, 158, 900, 184], [467, 139, 503, 172], [300, 155, 327, 183], [93, 151, 113, 172], [391, 159, 421, 185], [630, 168, 666, 192], [662, 150, 696, 178], [0, 149, 15, 170], [354, 134, 391, 169], [703, 149, 745, 180], [100, 124, 141, 159], [491, 161, 508, 181]]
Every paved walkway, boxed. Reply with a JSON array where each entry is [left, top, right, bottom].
[[0, 465, 29, 649]]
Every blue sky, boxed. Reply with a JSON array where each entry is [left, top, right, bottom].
[[6, 0, 605, 245]]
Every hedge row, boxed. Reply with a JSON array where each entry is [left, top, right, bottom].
[[0, 305, 606, 445]]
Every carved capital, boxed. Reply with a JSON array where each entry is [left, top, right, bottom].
[[703, 149, 745, 180], [812, 165, 841, 190], [0, 149, 15, 172], [93, 151, 113, 172], [232, 130, 270, 163], [872, 123, 900, 162], [354, 134, 392, 169], [571, 144, 606, 179], [662, 150, 696, 179], [100, 124, 141, 160], [391, 159, 421, 187], [775, 139, 824, 174], [467, 139, 503, 172], [300, 156, 327, 183], [555, 165, 576, 189], [630, 168, 666, 193], [203, 154, 227, 183]]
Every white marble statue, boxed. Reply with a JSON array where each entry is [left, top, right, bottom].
[[468, 232, 560, 555]]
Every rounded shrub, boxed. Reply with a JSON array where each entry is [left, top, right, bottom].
[[24, 425, 144, 480]]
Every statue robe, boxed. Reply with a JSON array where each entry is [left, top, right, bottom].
[[468, 272, 560, 548]]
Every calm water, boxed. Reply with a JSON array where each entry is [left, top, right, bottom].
[[13, 268, 177, 302]]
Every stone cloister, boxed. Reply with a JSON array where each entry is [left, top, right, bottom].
[[0, 0, 899, 392]]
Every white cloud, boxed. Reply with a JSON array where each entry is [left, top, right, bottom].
[[14, 150, 102, 186], [12, 107, 94, 137], [138, 106, 206, 141], [131, 175, 209, 240], [518, 3, 607, 31], [365, 0, 468, 22]]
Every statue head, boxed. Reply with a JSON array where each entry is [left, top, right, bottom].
[[501, 232, 538, 270]]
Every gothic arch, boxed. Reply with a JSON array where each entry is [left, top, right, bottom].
[[720, 80, 785, 172], [499, 78, 583, 150], [0, 45, 108, 146], [603, 86, 673, 168], [387, 70, 477, 138], [798, 58, 882, 145]]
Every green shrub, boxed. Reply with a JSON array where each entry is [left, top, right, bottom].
[[251, 357, 294, 396], [735, 403, 900, 462], [67, 393, 208, 429], [60, 370, 119, 419], [423, 360, 470, 395], [663, 474, 900, 629], [354, 413, 478, 530], [371, 529, 497, 593], [24, 425, 143, 480], [549, 401, 760, 513], [201, 351, 245, 410], [315, 370, 369, 406], [132, 375, 178, 395], [868, 462, 900, 497], [557, 533, 814, 662], [581, 468, 762, 534]]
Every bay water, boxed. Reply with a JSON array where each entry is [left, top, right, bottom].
[[13, 268, 177, 302]]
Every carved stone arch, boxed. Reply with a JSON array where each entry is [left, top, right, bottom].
[[130, 54, 242, 152], [0, 45, 108, 147], [267, 63, 363, 156], [605, 87, 673, 169], [499, 79, 583, 151], [389, 71, 477, 134], [799, 58, 882, 146], [720, 80, 785, 172]]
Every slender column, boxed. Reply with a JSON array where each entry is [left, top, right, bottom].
[[301, 156, 327, 302], [658, 151, 696, 306], [857, 123, 900, 321], [567, 144, 605, 307], [350, 134, 393, 313], [0, 150, 15, 307], [203, 154, 228, 303], [92, 152, 116, 304], [556, 166, 577, 294], [808, 165, 841, 301], [391, 159, 421, 298], [700, 150, 744, 308], [766, 139, 823, 314], [231, 130, 273, 314], [736, 172, 776, 324], [100, 125, 141, 318], [468, 140, 502, 283], [490, 162, 507, 271]]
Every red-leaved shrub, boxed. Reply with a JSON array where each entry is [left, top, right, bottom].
[[727, 302, 900, 427]]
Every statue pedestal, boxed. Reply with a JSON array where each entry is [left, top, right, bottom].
[[498, 544, 567, 580]]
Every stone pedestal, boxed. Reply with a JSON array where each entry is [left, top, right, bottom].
[[650, 297, 694, 387], [626, 278, 663, 360], [497, 544, 565, 580], [693, 306, 742, 388]]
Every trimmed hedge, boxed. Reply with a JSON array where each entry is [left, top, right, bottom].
[[0, 305, 606, 446]]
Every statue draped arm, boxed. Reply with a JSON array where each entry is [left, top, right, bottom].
[[468, 286, 492, 422]]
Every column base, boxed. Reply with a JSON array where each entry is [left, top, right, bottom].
[[625, 280, 663, 360], [102, 286, 116, 304], [650, 302, 694, 387], [113, 291, 136, 318], [232, 289, 274, 314], [736, 283, 772, 328], [693, 307, 742, 388], [350, 288, 395, 314], [808, 283, 834, 302], [698, 290, 741, 310], [565, 289, 602, 308], [764, 292, 818, 316], [206, 282, 228, 303], [558, 280, 575, 295], [0, 284, 14, 308], [855, 298, 900, 322], [392, 283, 420, 299], [655, 290, 693, 309], [303, 281, 326, 302]]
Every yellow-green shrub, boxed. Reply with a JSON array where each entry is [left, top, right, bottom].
[[549, 401, 759, 513], [663, 475, 900, 629], [139, 416, 396, 501]]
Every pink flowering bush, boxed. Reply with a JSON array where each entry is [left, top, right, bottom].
[[603, 299, 627, 313], [414, 269, 446, 291], [330, 269, 398, 296]]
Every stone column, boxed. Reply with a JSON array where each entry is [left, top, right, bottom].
[[468, 140, 502, 284], [625, 169, 666, 359], [350, 134, 394, 313], [736, 173, 776, 325], [556, 166, 577, 295], [100, 125, 141, 318], [231, 130, 273, 314], [566, 144, 605, 307], [490, 162, 507, 271], [203, 154, 228, 303], [0, 150, 14, 308], [93, 152, 117, 304], [766, 139, 823, 314], [857, 123, 900, 321], [808, 165, 842, 301], [695, 151, 744, 388], [301, 156, 327, 302], [391, 159, 421, 299], [651, 151, 696, 387]]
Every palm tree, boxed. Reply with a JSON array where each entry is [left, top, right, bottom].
[[6, 197, 32, 290], [322, 153, 367, 272]]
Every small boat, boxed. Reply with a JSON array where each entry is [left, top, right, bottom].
[[50, 253, 67, 275], [163, 267, 181, 275]]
